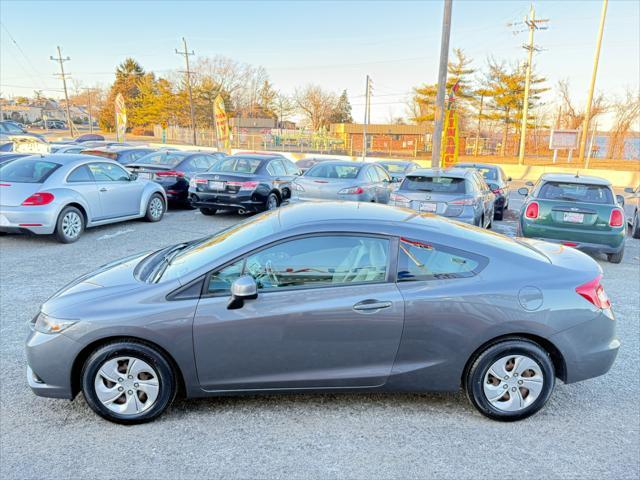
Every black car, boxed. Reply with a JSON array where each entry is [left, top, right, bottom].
[[377, 160, 418, 182], [457, 162, 512, 220], [189, 154, 301, 215], [79, 146, 157, 165], [127, 150, 225, 206]]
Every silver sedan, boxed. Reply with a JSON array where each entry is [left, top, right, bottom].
[[291, 161, 397, 203], [0, 154, 167, 243]]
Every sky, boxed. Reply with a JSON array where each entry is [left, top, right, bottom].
[[1, 0, 639, 126]]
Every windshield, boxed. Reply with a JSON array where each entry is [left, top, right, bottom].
[[136, 152, 185, 167], [152, 212, 279, 282], [381, 163, 409, 174], [306, 164, 361, 179], [214, 157, 262, 174], [538, 181, 613, 204], [0, 158, 60, 183], [403, 175, 466, 194]]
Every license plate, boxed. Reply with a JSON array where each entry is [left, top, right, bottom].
[[419, 202, 437, 213], [563, 212, 584, 223], [137, 172, 152, 179], [208, 181, 225, 191]]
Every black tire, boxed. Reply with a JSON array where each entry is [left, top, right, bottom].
[[199, 207, 217, 216], [266, 192, 280, 211], [54, 206, 84, 243], [465, 338, 555, 422], [607, 247, 624, 264], [494, 207, 504, 221], [144, 193, 165, 222], [81, 340, 177, 425], [632, 211, 640, 239]]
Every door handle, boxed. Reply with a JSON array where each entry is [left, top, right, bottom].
[[99, 187, 108, 192], [353, 300, 392, 311]]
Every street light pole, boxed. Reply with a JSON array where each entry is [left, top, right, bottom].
[[431, 0, 453, 169], [578, 0, 608, 166]]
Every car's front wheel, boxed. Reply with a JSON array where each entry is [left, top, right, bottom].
[[54, 206, 85, 243], [144, 194, 165, 222], [81, 341, 177, 424], [465, 339, 555, 421]]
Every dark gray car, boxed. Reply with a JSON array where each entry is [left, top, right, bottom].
[[26, 202, 619, 423], [390, 167, 495, 228]]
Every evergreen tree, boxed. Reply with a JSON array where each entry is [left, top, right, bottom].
[[329, 90, 353, 123]]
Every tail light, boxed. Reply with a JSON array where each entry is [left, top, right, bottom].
[[576, 274, 610, 309], [190, 178, 208, 186], [338, 186, 364, 195], [21, 192, 55, 206], [227, 181, 259, 190], [390, 192, 410, 206], [609, 208, 623, 227], [449, 197, 475, 206], [525, 201, 539, 219], [155, 170, 185, 178]]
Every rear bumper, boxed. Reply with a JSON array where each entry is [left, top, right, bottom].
[[0, 205, 57, 234], [190, 192, 266, 212], [521, 222, 625, 253], [525, 235, 625, 254], [551, 309, 619, 384]]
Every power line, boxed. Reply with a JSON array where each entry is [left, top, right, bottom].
[[175, 37, 197, 145]]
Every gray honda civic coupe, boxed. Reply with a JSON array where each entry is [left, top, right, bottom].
[[26, 202, 619, 424]]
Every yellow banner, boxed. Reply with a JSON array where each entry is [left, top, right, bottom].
[[115, 93, 127, 142], [441, 109, 458, 168], [213, 94, 230, 152]]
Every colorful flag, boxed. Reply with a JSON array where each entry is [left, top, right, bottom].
[[213, 94, 230, 152], [115, 93, 127, 142]]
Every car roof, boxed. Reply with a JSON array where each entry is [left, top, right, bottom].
[[309, 161, 365, 167], [456, 162, 499, 170], [20, 153, 120, 167], [378, 160, 414, 165], [82, 146, 153, 153], [228, 153, 286, 161], [409, 167, 474, 178], [539, 173, 611, 186]]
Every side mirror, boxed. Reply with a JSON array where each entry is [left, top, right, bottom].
[[393, 177, 402, 183], [525, 181, 534, 187], [507, 177, 512, 182], [227, 275, 258, 310], [518, 187, 530, 196], [129, 172, 138, 181], [616, 195, 625, 207], [624, 187, 635, 194]]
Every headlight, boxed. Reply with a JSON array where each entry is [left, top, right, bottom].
[[33, 312, 77, 334]]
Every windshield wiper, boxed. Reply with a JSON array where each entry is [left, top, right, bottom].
[[147, 243, 189, 283]]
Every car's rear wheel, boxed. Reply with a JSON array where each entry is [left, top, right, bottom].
[[494, 207, 504, 221], [199, 207, 217, 216], [607, 247, 624, 264], [266, 193, 280, 210], [631, 211, 640, 239], [144, 194, 165, 222], [54, 206, 84, 243], [81, 341, 177, 424], [465, 339, 555, 421]]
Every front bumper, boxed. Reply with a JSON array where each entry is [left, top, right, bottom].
[[551, 309, 619, 384], [26, 327, 82, 399], [190, 192, 266, 212], [0, 205, 57, 234]]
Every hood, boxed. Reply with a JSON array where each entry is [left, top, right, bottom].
[[42, 251, 151, 316]]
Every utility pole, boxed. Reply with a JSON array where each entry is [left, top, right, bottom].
[[579, 0, 608, 166], [516, 5, 548, 165], [175, 37, 197, 145], [82, 88, 94, 133], [361, 74, 372, 161], [50, 46, 75, 137], [474, 92, 485, 156], [432, 0, 453, 169]]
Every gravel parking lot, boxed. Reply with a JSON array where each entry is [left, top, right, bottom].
[[1, 196, 639, 480]]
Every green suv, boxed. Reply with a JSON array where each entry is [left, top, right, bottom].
[[517, 173, 626, 263]]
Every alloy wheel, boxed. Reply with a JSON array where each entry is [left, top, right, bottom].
[[149, 197, 164, 220], [61, 211, 82, 239], [482, 354, 544, 412], [94, 357, 160, 416]]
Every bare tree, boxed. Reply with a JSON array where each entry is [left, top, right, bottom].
[[294, 85, 338, 131], [557, 79, 608, 129], [607, 89, 640, 159]]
